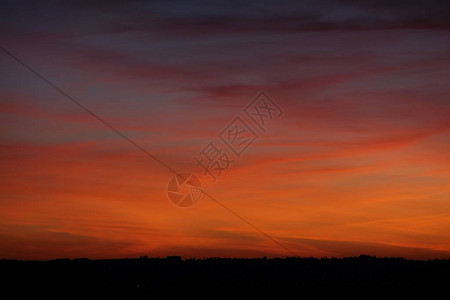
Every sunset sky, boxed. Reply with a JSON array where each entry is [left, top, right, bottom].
[[1, 0, 449, 260]]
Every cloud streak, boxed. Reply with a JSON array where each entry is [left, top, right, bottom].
[[0, 0, 449, 259]]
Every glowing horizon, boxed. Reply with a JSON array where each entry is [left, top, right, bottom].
[[1, 0, 449, 260]]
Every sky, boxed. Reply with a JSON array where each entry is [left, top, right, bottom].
[[0, 0, 449, 260]]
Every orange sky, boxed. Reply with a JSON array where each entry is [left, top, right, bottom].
[[1, 0, 450, 260]]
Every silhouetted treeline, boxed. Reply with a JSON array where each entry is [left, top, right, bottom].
[[1, 255, 448, 296]]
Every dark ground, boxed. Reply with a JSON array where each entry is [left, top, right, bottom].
[[1, 255, 448, 296]]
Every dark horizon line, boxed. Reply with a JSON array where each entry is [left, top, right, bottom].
[[2, 254, 449, 262]]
